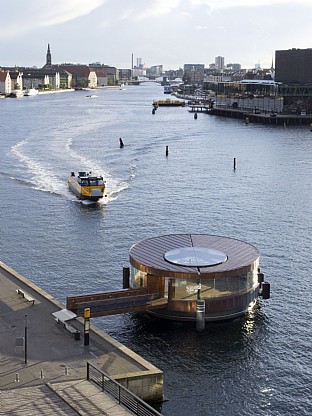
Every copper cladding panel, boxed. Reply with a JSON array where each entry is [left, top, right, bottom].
[[129, 234, 259, 279]]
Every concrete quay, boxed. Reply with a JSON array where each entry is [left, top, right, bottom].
[[0, 261, 163, 414]]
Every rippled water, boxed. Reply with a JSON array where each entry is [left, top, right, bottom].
[[1, 84, 312, 415]]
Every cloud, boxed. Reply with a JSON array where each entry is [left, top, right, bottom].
[[135, 0, 181, 20], [0, 0, 105, 38], [189, 0, 312, 8]]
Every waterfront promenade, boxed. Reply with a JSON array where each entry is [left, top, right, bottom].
[[0, 261, 163, 414]]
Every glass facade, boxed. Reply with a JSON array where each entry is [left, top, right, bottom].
[[130, 265, 146, 289], [130, 266, 259, 300]]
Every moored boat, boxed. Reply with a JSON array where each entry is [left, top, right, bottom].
[[164, 85, 173, 94], [68, 171, 106, 202], [152, 98, 185, 107], [24, 88, 39, 96], [8, 90, 24, 98]]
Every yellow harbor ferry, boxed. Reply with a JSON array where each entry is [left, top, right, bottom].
[[68, 171, 106, 202], [152, 98, 185, 107]]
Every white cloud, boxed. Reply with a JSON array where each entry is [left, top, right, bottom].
[[135, 0, 181, 20], [0, 0, 105, 38], [189, 0, 311, 8]]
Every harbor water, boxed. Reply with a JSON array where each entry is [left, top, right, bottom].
[[1, 84, 312, 415]]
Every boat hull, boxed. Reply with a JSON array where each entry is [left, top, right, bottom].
[[68, 173, 105, 202], [153, 99, 185, 107], [24, 89, 39, 96]]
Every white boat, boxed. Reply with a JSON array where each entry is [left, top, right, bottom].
[[164, 85, 173, 94], [24, 88, 39, 96]]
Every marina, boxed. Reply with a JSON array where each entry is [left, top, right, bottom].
[[1, 83, 312, 415]]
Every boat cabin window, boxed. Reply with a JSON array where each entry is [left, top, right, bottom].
[[80, 179, 88, 185], [89, 179, 97, 186]]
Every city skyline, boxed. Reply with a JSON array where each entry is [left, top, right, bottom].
[[1, 0, 312, 70]]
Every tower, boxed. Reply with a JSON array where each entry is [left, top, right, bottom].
[[46, 44, 52, 66]]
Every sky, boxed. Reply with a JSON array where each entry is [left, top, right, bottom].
[[1, 0, 312, 70]]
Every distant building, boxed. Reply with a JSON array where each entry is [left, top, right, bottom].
[[58, 64, 97, 88], [149, 65, 163, 77], [21, 68, 61, 89], [0, 70, 11, 94], [46, 43, 52, 67], [227, 63, 241, 71], [183, 64, 204, 72], [119, 68, 132, 81], [275, 48, 312, 84], [204, 74, 232, 83], [89, 63, 119, 85], [9, 70, 23, 91], [183, 64, 205, 84], [215, 56, 225, 70]]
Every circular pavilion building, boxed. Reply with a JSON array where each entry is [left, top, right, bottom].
[[129, 234, 269, 323]]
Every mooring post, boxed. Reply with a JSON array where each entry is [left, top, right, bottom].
[[234, 158, 236, 170], [123, 265, 130, 289], [166, 145, 169, 156], [196, 299, 205, 332]]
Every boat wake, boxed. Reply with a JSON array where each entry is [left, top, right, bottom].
[[65, 138, 128, 203], [11, 140, 68, 196]]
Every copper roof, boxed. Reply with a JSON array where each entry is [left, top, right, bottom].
[[129, 234, 259, 279]]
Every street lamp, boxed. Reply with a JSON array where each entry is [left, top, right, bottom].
[[24, 314, 28, 364]]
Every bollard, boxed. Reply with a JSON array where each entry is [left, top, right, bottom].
[[258, 272, 264, 284], [261, 282, 270, 299], [233, 158, 236, 170], [196, 299, 205, 332], [166, 145, 169, 156], [245, 117, 249, 124], [65, 366, 69, 375], [123, 266, 130, 289], [15, 373, 20, 383], [40, 369, 44, 379]]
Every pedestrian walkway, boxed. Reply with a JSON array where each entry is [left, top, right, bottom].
[[0, 262, 163, 414], [0, 384, 78, 416], [0, 380, 133, 415], [49, 379, 133, 415]]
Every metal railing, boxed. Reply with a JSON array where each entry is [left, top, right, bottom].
[[87, 362, 163, 416]]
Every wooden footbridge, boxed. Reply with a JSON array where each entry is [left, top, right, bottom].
[[66, 289, 167, 318]]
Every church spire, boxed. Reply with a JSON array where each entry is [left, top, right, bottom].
[[46, 43, 52, 66]]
